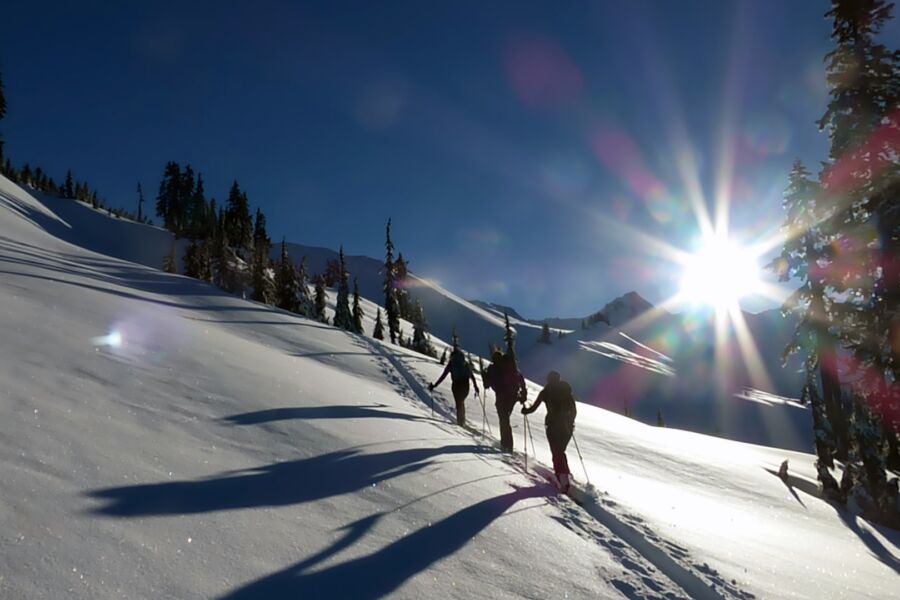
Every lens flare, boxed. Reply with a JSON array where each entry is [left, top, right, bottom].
[[92, 330, 123, 348]]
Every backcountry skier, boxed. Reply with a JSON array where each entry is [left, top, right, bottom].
[[523, 370, 577, 492], [429, 348, 480, 426]]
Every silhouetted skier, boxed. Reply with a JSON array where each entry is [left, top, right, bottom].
[[429, 348, 479, 426], [485, 351, 526, 453], [523, 370, 576, 492]]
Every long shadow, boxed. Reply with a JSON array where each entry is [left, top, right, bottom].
[[223, 404, 428, 425], [763, 469, 900, 574], [836, 509, 900, 575], [88, 444, 488, 517], [763, 468, 808, 509], [219, 484, 549, 600]]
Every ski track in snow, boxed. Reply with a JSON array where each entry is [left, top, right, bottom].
[[370, 336, 755, 600]]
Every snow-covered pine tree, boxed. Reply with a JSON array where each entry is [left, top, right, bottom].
[[313, 276, 328, 323], [411, 300, 435, 357], [771, 160, 844, 496], [275, 239, 299, 312], [163, 241, 178, 273], [813, 0, 900, 523], [332, 246, 353, 330], [384, 219, 401, 343], [296, 256, 313, 316], [351, 277, 364, 334], [503, 312, 516, 361], [439, 348, 447, 364], [539, 322, 552, 344], [373, 308, 385, 340]]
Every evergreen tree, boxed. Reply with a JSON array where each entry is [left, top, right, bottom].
[[188, 173, 207, 239], [183, 238, 211, 281], [163, 241, 178, 273], [384, 218, 401, 343], [332, 246, 353, 330], [64, 170, 74, 199], [136, 182, 145, 222], [395, 253, 413, 319], [771, 160, 845, 495], [250, 209, 274, 304], [296, 256, 313, 316], [156, 162, 180, 231], [782, 0, 900, 525], [351, 278, 365, 334], [539, 322, 552, 344], [275, 239, 299, 312], [411, 300, 435, 357], [373, 308, 385, 340], [503, 312, 516, 362], [0, 68, 5, 164], [313, 276, 328, 323], [224, 181, 252, 251], [657, 408, 665, 427], [451, 327, 460, 351], [0, 67, 6, 121], [323, 259, 341, 288], [439, 348, 447, 365]]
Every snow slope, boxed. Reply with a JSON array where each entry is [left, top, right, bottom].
[[2, 175, 897, 599], [32, 190, 808, 451]]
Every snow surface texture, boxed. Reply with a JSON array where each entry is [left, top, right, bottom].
[[1, 175, 898, 599]]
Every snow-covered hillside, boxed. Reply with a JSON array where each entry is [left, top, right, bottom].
[[2, 174, 898, 599]]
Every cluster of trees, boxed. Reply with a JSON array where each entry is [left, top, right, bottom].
[[381, 218, 435, 357], [773, 0, 900, 527], [162, 184, 437, 359], [537, 322, 567, 344]]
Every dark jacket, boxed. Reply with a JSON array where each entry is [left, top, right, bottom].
[[526, 381, 576, 426]]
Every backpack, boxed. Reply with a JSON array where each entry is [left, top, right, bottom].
[[449, 351, 471, 382], [548, 382, 576, 423]]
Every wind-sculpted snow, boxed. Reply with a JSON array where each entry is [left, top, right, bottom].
[[2, 175, 898, 600]]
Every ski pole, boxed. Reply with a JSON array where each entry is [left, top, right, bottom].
[[523, 413, 529, 472], [526, 414, 536, 460], [571, 431, 590, 487]]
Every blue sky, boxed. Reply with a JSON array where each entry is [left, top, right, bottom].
[[3, 1, 897, 317]]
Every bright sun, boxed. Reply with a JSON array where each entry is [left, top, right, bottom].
[[679, 235, 761, 309]]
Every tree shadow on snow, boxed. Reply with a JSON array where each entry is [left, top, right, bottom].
[[87, 444, 490, 517], [762, 468, 900, 574], [223, 404, 428, 425], [836, 510, 900, 575], [218, 483, 549, 600]]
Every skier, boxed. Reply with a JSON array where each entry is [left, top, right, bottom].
[[485, 352, 526, 453], [429, 348, 480, 426], [523, 370, 577, 492]]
